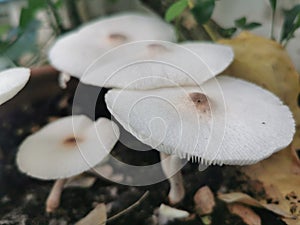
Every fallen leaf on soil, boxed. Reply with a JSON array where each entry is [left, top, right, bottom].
[[218, 192, 293, 218], [218, 32, 300, 223], [64, 174, 96, 189], [75, 203, 107, 225], [228, 203, 261, 225], [194, 186, 215, 215]]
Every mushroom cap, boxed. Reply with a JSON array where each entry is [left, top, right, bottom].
[[48, 12, 176, 77], [0, 67, 30, 105], [81, 41, 234, 90], [105, 76, 295, 165], [17, 115, 120, 180]]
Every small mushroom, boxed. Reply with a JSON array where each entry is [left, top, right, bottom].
[[0, 67, 30, 105], [48, 12, 176, 78], [16, 115, 120, 212], [157, 204, 190, 225], [81, 41, 234, 90], [105, 75, 295, 204]]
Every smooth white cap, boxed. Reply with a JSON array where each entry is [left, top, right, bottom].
[[105, 76, 295, 165], [81, 41, 234, 90], [48, 12, 176, 78], [0, 67, 30, 105], [17, 115, 120, 179]]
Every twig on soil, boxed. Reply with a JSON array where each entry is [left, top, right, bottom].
[[101, 191, 150, 225]]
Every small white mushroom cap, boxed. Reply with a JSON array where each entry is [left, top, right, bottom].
[[48, 13, 176, 78], [17, 115, 120, 179], [81, 41, 234, 90], [0, 67, 30, 105], [105, 76, 295, 165], [157, 204, 190, 225]]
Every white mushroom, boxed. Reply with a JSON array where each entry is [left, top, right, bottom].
[[157, 204, 190, 225], [17, 115, 120, 212], [0, 67, 30, 105], [81, 41, 234, 90], [105, 75, 295, 203], [48, 12, 176, 78]]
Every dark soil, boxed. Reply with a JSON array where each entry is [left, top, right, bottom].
[[0, 75, 286, 225]]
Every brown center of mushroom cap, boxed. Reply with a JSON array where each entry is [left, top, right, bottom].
[[108, 33, 127, 44], [189, 92, 210, 113], [147, 43, 168, 55], [63, 136, 83, 147]]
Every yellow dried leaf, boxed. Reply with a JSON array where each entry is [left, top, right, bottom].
[[228, 203, 261, 225], [218, 31, 300, 223], [76, 203, 107, 225]]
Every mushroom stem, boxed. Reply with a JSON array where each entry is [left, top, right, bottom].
[[46, 179, 67, 213], [160, 152, 185, 205]]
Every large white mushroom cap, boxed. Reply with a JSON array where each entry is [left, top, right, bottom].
[[48, 12, 176, 78], [105, 76, 295, 165], [0, 67, 30, 105], [17, 115, 120, 180], [81, 41, 234, 90]]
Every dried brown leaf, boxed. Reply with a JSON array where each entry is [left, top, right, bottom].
[[218, 192, 293, 218], [228, 203, 261, 225], [194, 186, 215, 215], [75, 203, 107, 225], [218, 32, 300, 223]]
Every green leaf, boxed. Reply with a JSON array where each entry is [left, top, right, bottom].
[[0, 25, 10, 37], [19, 8, 33, 30], [54, 0, 64, 8], [269, 0, 277, 11], [28, 0, 47, 10], [242, 22, 262, 30], [218, 27, 237, 38], [190, 0, 215, 25], [165, 0, 188, 22], [234, 17, 246, 27], [19, 0, 47, 30], [269, 0, 277, 39], [234, 17, 261, 30], [280, 4, 300, 44]]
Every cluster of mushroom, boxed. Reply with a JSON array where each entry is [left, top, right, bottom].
[[15, 12, 178, 213], [85, 40, 295, 204], [13, 11, 296, 215]]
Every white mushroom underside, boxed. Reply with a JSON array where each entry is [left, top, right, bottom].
[[0, 67, 30, 105], [17, 115, 120, 179], [105, 76, 295, 165], [48, 13, 176, 77], [81, 41, 234, 90]]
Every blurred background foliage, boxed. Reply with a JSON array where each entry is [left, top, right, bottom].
[[0, 0, 299, 70]]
